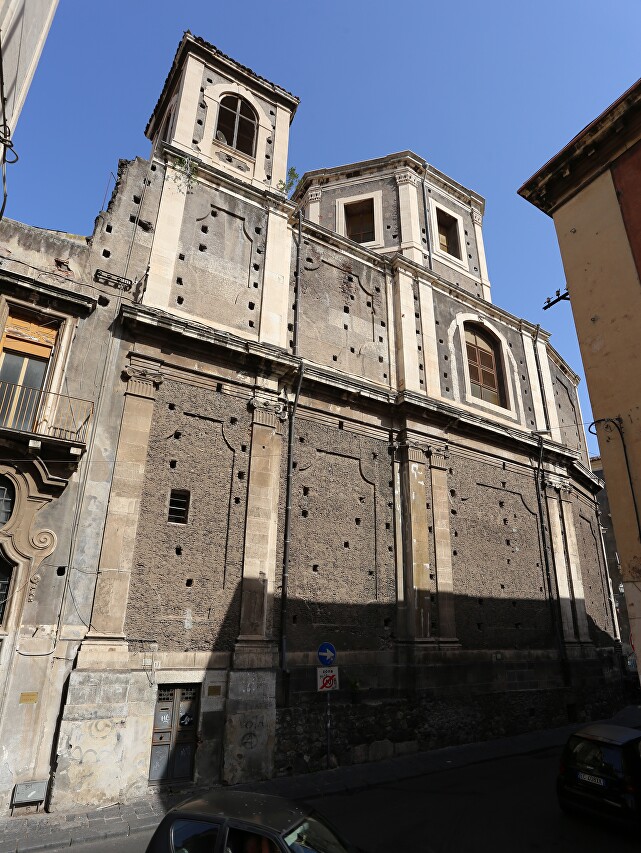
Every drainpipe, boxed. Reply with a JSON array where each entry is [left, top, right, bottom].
[[280, 211, 304, 673]]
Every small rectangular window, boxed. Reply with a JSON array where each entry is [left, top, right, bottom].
[[436, 208, 461, 259], [345, 198, 375, 244], [168, 489, 190, 524]]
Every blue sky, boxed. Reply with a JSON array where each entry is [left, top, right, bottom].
[[8, 0, 641, 455]]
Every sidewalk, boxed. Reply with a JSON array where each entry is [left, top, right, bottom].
[[0, 722, 582, 853]]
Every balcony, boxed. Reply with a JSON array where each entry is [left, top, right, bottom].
[[0, 380, 93, 445]]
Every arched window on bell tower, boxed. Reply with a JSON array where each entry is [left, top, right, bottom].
[[215, 95, 257, 158]]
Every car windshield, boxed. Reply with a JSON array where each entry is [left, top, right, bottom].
[[283, 816, 351, 853]]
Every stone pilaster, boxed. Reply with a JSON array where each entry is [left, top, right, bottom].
[[559, 488, 591, 643], [85, 365, 161, 641], [259, 208, 292, 349], [306, 188, 321, 225], [399, 444, 432, 638], [143, 165, 189, 309], [224, 396, 283, 786], [545, 482, 579, 643], [396, 171, 424, 264], [471, 206, 491, 302], [429, 448, 457, 641], [392, 264, 422, 393], [237, 397, 284, 652]]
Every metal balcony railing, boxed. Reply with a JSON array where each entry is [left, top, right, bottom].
[[0, 380, 93, 443]]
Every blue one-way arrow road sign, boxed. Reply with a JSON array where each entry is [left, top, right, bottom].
[[317, 642, 336, 665]]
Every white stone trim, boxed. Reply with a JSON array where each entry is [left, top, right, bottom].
[[418, 282, 440, 398], [430, 200, 469, 271], [471, 205, 491, 302], [448, 313, 525, 425], [521, 332, 547, 431], [560, 499, 591, 642], [202, 82, 273, 187], [536, 338, 561, 440], [335, 190, 384, 249]]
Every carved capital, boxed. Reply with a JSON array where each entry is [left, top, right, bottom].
[[544, 475, 572, 497], [248, 395, 287, 424], [395, 170, 418, 187], [428, 447, 450, 470], [471, 208, 483, 226], [122, 366, 163, 399], [406, 446, 426, 464], [307, 189, 321, 203]]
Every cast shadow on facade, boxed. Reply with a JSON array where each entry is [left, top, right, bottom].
[[115, 579, 625, 811]]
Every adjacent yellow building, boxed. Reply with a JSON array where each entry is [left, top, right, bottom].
[[519, 78, 641, 668]]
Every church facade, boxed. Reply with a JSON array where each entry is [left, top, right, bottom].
[[0, 33, 621, 813]]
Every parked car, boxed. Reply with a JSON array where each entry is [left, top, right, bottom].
[[145, 789, 364, 853], [557, 723, 641, 823]]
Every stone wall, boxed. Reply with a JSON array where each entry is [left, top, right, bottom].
[[275, 654, 624, 776], [125, 379, 251, 652], [283, 417, 396, 651], [448, 453, 552, 649]]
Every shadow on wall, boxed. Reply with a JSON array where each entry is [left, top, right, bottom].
[[135, 581, 624, 811]]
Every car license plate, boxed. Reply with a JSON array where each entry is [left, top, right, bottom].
[[577, 771, 605, 786]]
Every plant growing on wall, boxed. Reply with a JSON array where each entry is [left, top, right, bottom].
[[277, 166, 299, 197], [171, 155, 198, 193]]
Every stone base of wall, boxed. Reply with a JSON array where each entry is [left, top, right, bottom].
[[274, 648, 625, 777]]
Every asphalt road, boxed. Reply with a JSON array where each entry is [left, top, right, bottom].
[[50, 745, 639, 853]]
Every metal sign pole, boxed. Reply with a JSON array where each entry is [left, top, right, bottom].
[[326, 690, 331, 768]]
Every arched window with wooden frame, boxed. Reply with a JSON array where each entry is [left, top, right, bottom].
[[464, 324, 506, 408], [215, 95, 257, 157]]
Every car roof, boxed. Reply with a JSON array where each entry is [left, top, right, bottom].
[[571, 723, 641, 746], [168, 790, 310, 834]]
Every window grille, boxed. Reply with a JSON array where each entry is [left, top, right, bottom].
[[168, 489, 190, 524]]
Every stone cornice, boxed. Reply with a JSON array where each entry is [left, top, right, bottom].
[[519, 77, 641, 215], [159, 144, 294, 215], [0, 268, 96, 315]]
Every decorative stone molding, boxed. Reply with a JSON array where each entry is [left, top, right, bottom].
[[427, 447, 450, 470], [545, 475, 572, 495], [395, 170, 418, 186], [407, 446, 426, 464], [471, 208, 483, 226], [0, 463, 61, 627], [122, 366, 163, 399], [307, 189, 321, 203], [248, 395, 287, 423]]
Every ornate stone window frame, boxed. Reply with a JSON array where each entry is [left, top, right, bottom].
[[0, 295, 75, 404], [0, 461, 59, 634], [448, 313, 525, 424], [335, 190, 384, 249], [202, 83, 272, 184], [429, 200, 468, 271]]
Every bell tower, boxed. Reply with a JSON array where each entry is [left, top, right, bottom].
[[146, 32, 299, 192]]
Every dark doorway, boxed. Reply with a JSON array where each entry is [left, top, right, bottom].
[[149, 684, 199, 784]]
